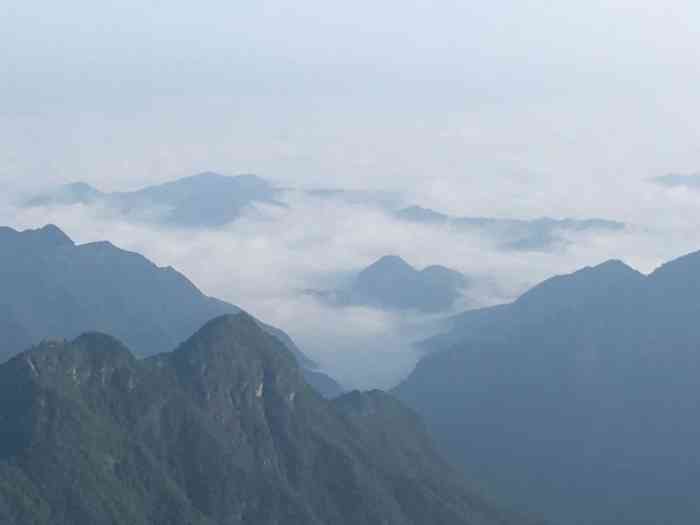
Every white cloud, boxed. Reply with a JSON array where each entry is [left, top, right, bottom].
[[5, 183, 700, 389]]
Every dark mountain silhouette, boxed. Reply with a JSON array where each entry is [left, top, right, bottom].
[[307, 255, 468, 313], [0, 225, 341, 397], [0, 314, 539, 525], [25, 173, 284, 228], [395, 252, 700, 524], [395, 206, 625, 251]]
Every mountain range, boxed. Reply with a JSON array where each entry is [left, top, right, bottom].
[[24, 173, 284, 228], [395, 251, 700, 524], [0, 224, 341, 397], [394, 205, 626, 251], [23, 175, 626, 254], [651, 172, 700, 189], [0, 313, 541, 525], [306, 255, 469, 313]]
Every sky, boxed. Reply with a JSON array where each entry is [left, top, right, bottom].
[[3, 1, 700, 197], [3, 1, 700, 388]]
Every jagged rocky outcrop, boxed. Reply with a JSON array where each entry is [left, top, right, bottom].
[[0, 314, 535, 525]]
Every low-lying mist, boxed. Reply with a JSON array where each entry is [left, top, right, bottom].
[[3, 180, 700, 389]]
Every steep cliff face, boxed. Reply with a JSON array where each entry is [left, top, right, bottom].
[[0, 314, 532, 525]]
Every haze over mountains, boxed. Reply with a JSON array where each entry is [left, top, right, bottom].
[[395, 205, 626, 252], [6, 1, 700, 522], [25, 173, 284, 228], [395, 250, 700, 525], [24, 173, 627, 254], [7, 172, 665, 390], [0, 313, 540, 525], [0, 224, 342, 397]]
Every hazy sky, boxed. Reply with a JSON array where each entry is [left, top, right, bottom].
[[3, 2, 700, 388], [3, 1, 700, 203]]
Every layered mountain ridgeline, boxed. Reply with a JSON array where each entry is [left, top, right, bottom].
[[395, 206, 625, 251], [0, 314, 540, 525], [0, 225, 341, 397], [395, 254, 700, 524], [650, 172, 700, 189], [306, 255, 469, 313], [23, 174, 399, 229], [24, 173, 284, 228]]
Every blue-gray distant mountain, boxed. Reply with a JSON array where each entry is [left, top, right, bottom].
[[308, 255, 468, 313], [395, 252, 700, 524], [0, 225, 342, 397], [25, 172, 284, 228], [395, 206, 626, 251], [651, 172, 700, 189], [25, 181, 103, 206], [353, 256, 468, 312], [0, 314, 541, 525]]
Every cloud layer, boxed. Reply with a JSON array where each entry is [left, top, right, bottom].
[[3, 2, 700, 388], [4, 180, 700, 389]]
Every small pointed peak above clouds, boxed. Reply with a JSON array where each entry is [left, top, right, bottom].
[[350, 255, 467, 313], [395, 205, 450, 223], [376, 254, 411, 265], [365, 254, 415, 272], [165, 172, 271, 190], [356, 254, 418, 282]]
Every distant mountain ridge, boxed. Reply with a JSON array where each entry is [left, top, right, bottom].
[[395, 250, 700, 524], [25, 173, 284, 228], [395, 205, 626, 251], [307, 255, 469, 313], [651, 172, 700, 188], [0, 224, 342, 397], [0, 314, 540, 525]]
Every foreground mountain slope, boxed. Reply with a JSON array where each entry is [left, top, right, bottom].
[[0, 225, 341, 397], [0, 315, 535, 525], [395, 254, 700, 524]]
